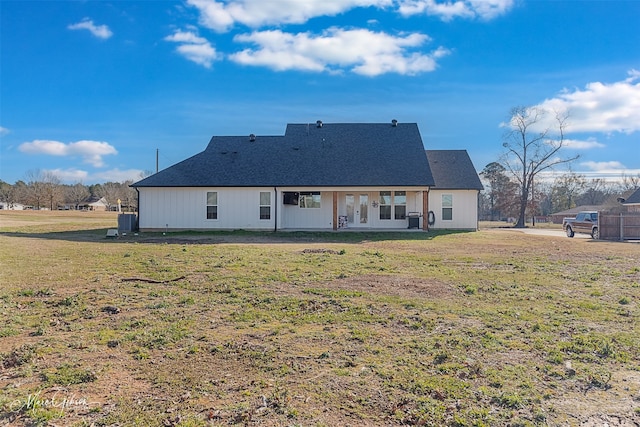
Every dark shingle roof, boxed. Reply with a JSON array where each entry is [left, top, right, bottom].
[[623, 187, 640, 205], [133, 122, 435, 188], [425, 150, 484, 190]]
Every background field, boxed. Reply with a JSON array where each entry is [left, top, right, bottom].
[[1, 210, 639, 426]]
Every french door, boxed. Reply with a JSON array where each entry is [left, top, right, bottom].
[[345, 194, 369, 227]]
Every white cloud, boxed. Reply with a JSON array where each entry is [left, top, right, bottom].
[[581, 160, 626, 171], [187, 0, 393, 32], [18, 140, 117, 167], [533, 71, 640, 134], [563, 138, 606, 150], [0, 126, 9, 137], [67, 19, 113, 39], [625, 69, 640, 82], [44, 168, 144, 184], [164, 30, 209, 45], [540, 163, 640, 183], [398, 0, 514, 21], [45, 168, 89, 183], [230, 28, 449, 76], [576, 161, 640, 181], [91, 168, 146, 183], [164, 30, 219, 68]]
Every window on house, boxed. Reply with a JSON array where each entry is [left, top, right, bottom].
[[442, 194, 452, 221], [259, 191, 271, 220], [299, 192, 321, 208], [206, 192, 218, 220], [394, 191, 406, 220], [380, 191, 407, 220], [379, 191, 391, 220]]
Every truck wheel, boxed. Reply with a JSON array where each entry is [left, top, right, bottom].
[[566, 226, 574, 238], [591, 227, 599, 239]]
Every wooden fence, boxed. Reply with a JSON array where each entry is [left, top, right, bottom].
[[599, 213, 640, 241]]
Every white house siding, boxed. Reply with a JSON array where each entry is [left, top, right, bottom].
[[278, 191, 333, 229], [428, 190, 479, 230], [278, 187, 425, 230], [138, 187, 430, 231], [138, 187, 276, 231], [337, 189, 424, 230], [0, 202, 24, 210]]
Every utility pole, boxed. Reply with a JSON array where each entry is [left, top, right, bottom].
[[156, 149, 159, 174]]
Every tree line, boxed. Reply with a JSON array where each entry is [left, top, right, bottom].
[[480, 106, 639, 225], [478, 163, 639, 222], [2, 106, 638, 225], [0, 170, 139, 211]]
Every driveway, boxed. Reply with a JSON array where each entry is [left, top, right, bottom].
[[487, 227, 591, 239]]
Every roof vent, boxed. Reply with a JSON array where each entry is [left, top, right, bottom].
[[316, 120, 323, 128], [391, 119, 398, 127], [249, 134, 256, 142]]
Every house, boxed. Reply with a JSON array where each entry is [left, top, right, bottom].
[[621, 187, 640, 213], [132, 121, 482, 232], [78, 197, 109, 211], [0, 202, 25, 210], [426, 150, 484, 230]]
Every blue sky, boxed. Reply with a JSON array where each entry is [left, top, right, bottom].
[[1, 0, 638, 185]]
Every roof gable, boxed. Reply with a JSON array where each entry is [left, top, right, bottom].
[[623, 187, 640, 205], [425, 150, 484, 190], [133, 122, 435, 188]]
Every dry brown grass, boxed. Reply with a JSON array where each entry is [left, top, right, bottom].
[[1, 210, 639, 426]]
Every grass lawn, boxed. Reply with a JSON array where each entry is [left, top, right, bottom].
[[1, 210, 639, 426]]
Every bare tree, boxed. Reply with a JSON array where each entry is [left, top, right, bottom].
[[576, 178, 615, 206], [501, 106, 579, 228], [22, 170, 63, 210], [618, 174, 640, 192], [549, 172, 586, 212], [24, 169, 46, 209], [66, 182, 90, 210], [120, 180, 138, 212], [97, 182, 122, 210], [0, 180, 18, 208], [41, 171, 62, 210], [13, 181, 29, 206]]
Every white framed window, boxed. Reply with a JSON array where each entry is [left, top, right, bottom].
[[300, 192, 321, 208], [442, 194, 453, 221], [206, 192, 218, 220], [379, 191, 391, 220], [394, 191, 406, 220], [379, 191, 406, 220], [259, 191, 271, 220]]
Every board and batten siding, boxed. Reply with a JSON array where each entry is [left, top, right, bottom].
[[138, 187, 432, 231], [278, 188, 425, 230], [138, 187, 276, 231], [428, 190, 479, 230], [278, 191, 334, 230]]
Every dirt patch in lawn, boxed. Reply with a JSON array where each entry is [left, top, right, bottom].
[[323, 273, 458, 300]]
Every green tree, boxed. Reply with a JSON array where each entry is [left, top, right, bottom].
[[480, 162, 519, 221]]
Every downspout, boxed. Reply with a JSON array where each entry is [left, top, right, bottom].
[[273, 186, 278, 232], [135, 187, 140, 231]]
